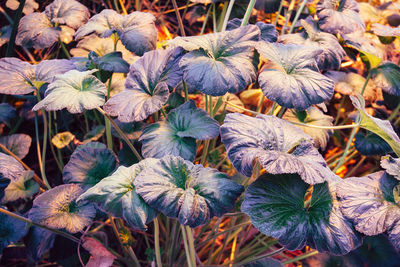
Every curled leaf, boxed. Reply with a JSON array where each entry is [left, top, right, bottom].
[[242, 173, 362, 255], [139, 101, 220, 161], [381, 156, 400, 181], [82, 237, 116, 267], [44, 0, 89, 30], [78, 159, 159, 230], [29, 184, 96, 233], [220, 113, 338, 184], [63, 142, 118, 190], [51, 132, 75, 149], [256, 43, 334, 110], [134, 155, 244, 227], [1, 171, 39, 203], [169, 25, 260, 96]]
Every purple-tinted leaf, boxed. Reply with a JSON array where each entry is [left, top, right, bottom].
[[25, 227, 55, 264], [0, 134, 32, 159], [134, 155, 244, 227], [1, 170, 39, 203], [16, 12, 60, 49], [226, 18, 278, 43], [75, 9, 157, 56], [371, 62, 400, 97], [0, 103, 16, 122], [44, 0, 89, 29], [381, 155, 400, 181], [29, 184, 96, 233], [0, 152, 25, 181], [220, 113, 338, 184], [169, 25, 260, 96], [256, 43, 334, 110], [0, 210, 28, 252], [371, 23, 400, 37], [104, 48, 184, 122], [316, 0, 365, 34]]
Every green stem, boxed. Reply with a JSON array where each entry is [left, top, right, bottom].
[[47, 112, 63, 173], [6, 0, 25, 57], [281, 0, 296, 34], [97, 107, 143, 161], [388, 102, 400, 121], [217, 1, 229, 32], [185, 226, 197, 267], [181, 225, 193, 267], [105, 78, 113, 151], [232, 247, 285, 266], [200, 4, 212, 35], [282, 250, 319, 264], [172, 0, 186, 36], [154, 217, 163, 267], [0, 207, 79, 243], [273, 0, 284, 26], [241, 0, 256, 26], [59, 41, 71, 59], [183, 80, 189, 102], [289, 0, 308, 33], [36, 92, 51, 189], [212, 4, 217, 32]]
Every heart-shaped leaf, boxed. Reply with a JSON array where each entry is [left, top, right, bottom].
[[24, 227, 56, 264], [0, 210, 28, 252], [29, 184, 96, 233], [0, 134, 32, 159], [16, 12, 60, 49], [33, 70, 107, 113], [139, 101, 220, 161], [1, 170, 39, 203], [75, 9, 157, 56], [89, 51, 130, 74], [355, 131, 392, 156], [82, 237, 116, 267], [350, 95, 400, 157], [316, 0, 365, 34], [280, 20, 346, 71], [0, 57, 76, 95], [0, 103, 16, 122], [44, 0, 89, 30], [0, 152, 25, 181], [283, 107, 334, 150], [226, 18, 278, 43], [242, 173, 362, 255], [220, 113, 338, 184], [381, 156, 400, 181], [371, 23, 400, 38], [78, 159, 159, 230], [63, 142, 118, 190], [104, 48, 184, 122], [336, 171, 400, 250], [134, 155, 244, 227], [169, 25, 260, 96], [256, 43, 334, 110]]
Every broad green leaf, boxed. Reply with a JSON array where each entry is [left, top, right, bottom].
[[0, 134, 32, 159], [63, 142, 117, 190], [220, 113, 338, 184], [51, 132, 75, 149], [242, 173, 362, 255], [33, 70, 107, 114], [139, 101, 220, 161], [134, 155, 244, 227], [0, 210, 28, 252], [350, 95, 400, 157], [1, 170, 39, 203], [355, 131, 392, 156], [29, 184, 96, 233], [78, 159, 159, 230]]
